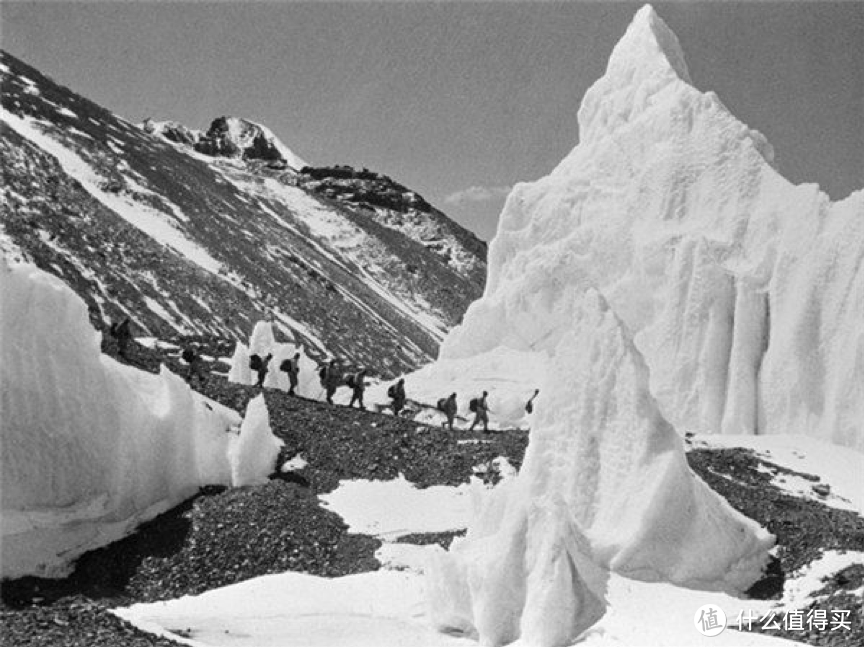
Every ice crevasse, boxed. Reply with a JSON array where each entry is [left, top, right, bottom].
[[430, 3, 864, 449], [426, 289, 775, 646], [0, 260, 282, 578]]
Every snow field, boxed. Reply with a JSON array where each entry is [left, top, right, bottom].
[[0, 260, 282, 578], [115, 439, 864, 647]]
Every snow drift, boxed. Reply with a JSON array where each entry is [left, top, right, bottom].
[[0, 260, 281, 578], [229, 320, 324, 400], [427, 289, 774, 646], [425, 4, 864, 449]]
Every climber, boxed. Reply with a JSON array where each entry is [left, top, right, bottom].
[[439, 392, 458, 431], [281, 352, 301, 395], [255, 353, 273, 388], [388, 378, 406, 416], [322, 359, 342, 404], [469, 391, 490, 433], [347, 368, 368, 409]]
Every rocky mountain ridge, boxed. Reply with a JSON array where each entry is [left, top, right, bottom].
[[0, 50, 487, 376]]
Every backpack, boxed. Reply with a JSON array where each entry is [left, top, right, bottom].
[[319, 366, 328, 381], [469, 398, 478, 412], [182, 348, 195, 363], [346, 374, 356, 389], [280, 358, 293, 373], [387, 384, 397, 398], [249, 354, 263, 371], [436, 398, 447, 412]]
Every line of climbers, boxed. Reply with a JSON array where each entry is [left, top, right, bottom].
[[247, 352, 540, 430], [105, 320, 540, 432]]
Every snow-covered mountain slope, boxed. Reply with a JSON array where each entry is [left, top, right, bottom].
[[0, 50, 486, 376], [425, 4, 864, 449], [0, 261, 283, 579]]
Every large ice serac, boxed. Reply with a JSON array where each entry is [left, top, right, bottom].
[[0, 259, 281, 578], [439, 4, 864, 449], [427, 290, 775, 646]]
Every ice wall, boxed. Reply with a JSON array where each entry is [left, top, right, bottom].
[[228, 320, 324, 400], [435, 4, 864, 449], [0, 260, 281, 578], [427, 290, 774, 646]]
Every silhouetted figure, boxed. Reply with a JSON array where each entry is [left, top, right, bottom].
[[469, 391, 490, 433], [280, 352, 301, 395], [440, 393, 458, 431], [182, 346, 204, 386], [255, 353, 273, 388], [388, 378, 406, 416], [348, 368, 368, 409], [322, 360, 342, 404]]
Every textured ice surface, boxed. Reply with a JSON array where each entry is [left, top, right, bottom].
[[427, 289, 774, 645], [228, 395, 283, 487], [428, 3, 864, 449], [0, 260, 280, 577]]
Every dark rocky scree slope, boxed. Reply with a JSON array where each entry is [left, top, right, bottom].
[[1, 337, 861, 647], [0, 49, 485, 376]]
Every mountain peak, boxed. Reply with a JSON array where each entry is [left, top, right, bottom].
[[612, 4, 691, 84], [576, 5, 692, 144]]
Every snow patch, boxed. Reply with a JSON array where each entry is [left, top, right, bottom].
[[319, 475, 476, 540]]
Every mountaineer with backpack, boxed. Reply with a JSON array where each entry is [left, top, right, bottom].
[[437, 393, 458, 431], [388, 378, 406, 416], [347, 368, 368, 409], [280, 352, 301, 395], [250, 352, 273, 388], [468, 391, 490, 433], [320, 359, 342, 404]]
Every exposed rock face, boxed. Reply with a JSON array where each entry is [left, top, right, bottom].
[[0, 50, 486, 376], [140, 118, 200, 146], [193, 116, 307, 169]]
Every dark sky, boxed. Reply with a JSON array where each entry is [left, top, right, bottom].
[[3, 1, 862, 240]]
